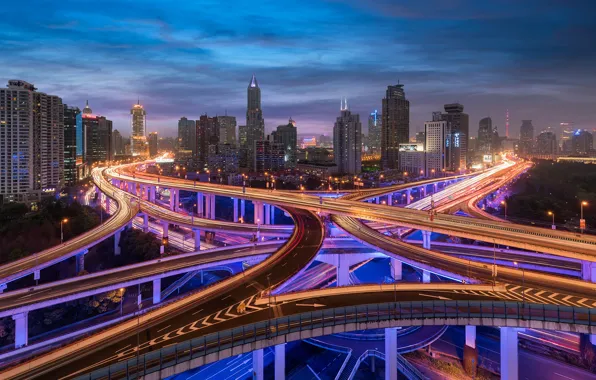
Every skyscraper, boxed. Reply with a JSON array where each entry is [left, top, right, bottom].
[[130, 100, 147, 157], [333, 99, 362, 174], [254, 135, 285, 173], [536, 130, 557, 157], [572, 130, 593, 155], [177, 117, 196, 153], [216, 115, 237, 145], [367, 110, 382, 154], [381, 84, 409, 169], [148, 132, 158, 157], [519, 120, 535, 155], [245, 74, 265, 170], [478, 117, 493, 154], [84, 111, 112, 165], [272, 118, 298, 168], [425, 117, 447, 175], [64, 105, 80, 186], [442, 103, 469, 171], [0, 80, 64, 203], [196, 115, 218, 169], [112, 129, 124, 156]]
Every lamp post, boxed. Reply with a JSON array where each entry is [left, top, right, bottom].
[[580, 201, 588, 233], [501, 200, 507, 219], [60, 218, 68, 243], [547, 211, 555, 230], [119, 287, 125, 316]]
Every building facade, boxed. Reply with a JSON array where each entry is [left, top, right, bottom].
[[272, 118, 298, 168], [519, 120, 534, 156], [367, 110, 381, 154], [536, 130, 557, 158], [216, 115, 237, 145], [177, 117, 196, 153], [63, 105, 80, 186], [148, 132, 158, 157], [84, 113, 112, 166], [572, 130, 593, 156], [245, 75, 265, 170], [208, 143, 239, 173], [381, 84, 409, 169], [441, 103, 469, 171], [398, 143, 425, 175], [196, 114, 219, 169], [254, 136, 285, 173], [112, 129, 124, 156], [424, 119, 447, 175], [333, 99, 362, 175], [130, 101, 147, 157], [477, 117, 493, 154]]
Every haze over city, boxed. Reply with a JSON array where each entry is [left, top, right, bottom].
[[2, 0, 595, 136]]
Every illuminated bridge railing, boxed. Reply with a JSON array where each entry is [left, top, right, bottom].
[[78, 300, 596, 380]]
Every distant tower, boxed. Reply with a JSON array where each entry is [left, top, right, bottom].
[[130, 100, 147, 157], [505, 109, 510, 138]]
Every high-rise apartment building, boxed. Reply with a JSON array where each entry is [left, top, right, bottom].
[[477, 117, 493, 154], [0, 80, 64, 203], [519, 120, 534, 155], [84, 112, 112, 165], [536, 130, 557, 157], [245, 75, 265, 170], [177, 117, 196, 153], [130, 101, 147, 157], [216, 115, 237, 145], [572, 130, 593, 155], [272, 118, 298, 168], [442, 103, 469, 171], [112, 129, 124, 156], [63, 105, 80, 186], [333, 99, 362, 174], [559, 122, 574, 153], [367, 110, 381, 154], [196, 115, 219, 169], [381, 84, 409, 169], [254, 136, 285, 173], [208, 143, 239, 173], [424, 118, 447, 175], [148, 132, 158, 157]]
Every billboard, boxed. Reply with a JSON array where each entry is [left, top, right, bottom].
[[483, 154, 493, 163]]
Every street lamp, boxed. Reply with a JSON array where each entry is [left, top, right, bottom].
[[60, 218, 68, 243], [119, 287, 125, 316], [580, 201, 588, 233], [547, 211, 555, 230], [500, 200, 507, 219]]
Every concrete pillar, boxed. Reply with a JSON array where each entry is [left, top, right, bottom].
[[390, 259, 402, 281], [241, 199, 246, 220], [265, 204, 271, 224], [422, 230, 432, 249], [500, 328, 519, 380], [387, 194, 393, 206], [275, 344, 285, 380], [254, 201, 262, 224], [233, 198, 239, 222], [142, 214, 149, 233], [105, 197, 110, 214], [253, 349, 264, 380], [0, 283, 6, 294], [210, 194, 216, 220], [465, 326, 476, 348], [197, 193, 204, 217], [422, 270, 431, 283], [153, 278, 161, 304], [270, 205, 275, 225], [464, 326, 478, 377], [375, 197, 380, 204], [169, 189, 176, 211], [582, 261, 596, 282], [337, 255, 350, 286], [420, 186, 425, 198], [175, 189, 181, 212], [193, 228, 201, 250], [385, 328, 397, 380], [76, 251, 86, 273], [12, 312, 28, 348], [129, 182, 137, 196], [114, 230, 121, 255], [205, 195, 211, 219], [162, 221, 169, 239], [149, 186, 156, 202], [433, 183, 438, 193], [406, 189, 411, 205]]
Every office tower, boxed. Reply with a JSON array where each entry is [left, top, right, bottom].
[[415, 131, 426, 148], [491, 125, 501, 154], [272, 118, 298, 168], [130, 100, 147, 157], [536, 130, 557, 157], [254, 136, 285, 173], [318, 134, 332, 148], [367, 110, 382, 154], [560, 122, 574, 153], [477, 117, 493, 154], [572, 130, 593, 155], [195, 115, 218, 169], [0, 80, 64, 203], [381, 84, 410, 169], [112, 129, 124, 156], [63, 105, 80, 186], [208, 143, 239, 173], [333, 98, 362, 174], [216, 115, 237, 145], [424, 119, 447, 175], [148, 132, 158, 157], [398, 143, 425, 175], [519, 120, 534, 155], [84, 110, 112, 165], [245, 74, 265, 170], [177, 117, 196, 153], [442, 103, 469, 171]]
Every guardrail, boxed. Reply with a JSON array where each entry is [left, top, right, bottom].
[[76, 300, 596, 380]]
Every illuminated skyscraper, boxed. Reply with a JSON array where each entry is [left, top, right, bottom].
[[424, 117, 447, 175], [442, 103, 469, 171], [245, 74, 265, 170], [216, 115, 237, 145], [148, 132, 158, 157], [177, 117, 196, 153], [381, 84, 409, 169], [367, 110, 381, 154], [536, 130, 557, 157], [333, 98, 362, 174], [519, 120, 534, 155], [572, 130, 593, 155], [272, 118, 298, 168], [64, 105, 80, 186], [130, 100, 147, 157], [477, 117, 493, 154], [112, 129, 124, 156]]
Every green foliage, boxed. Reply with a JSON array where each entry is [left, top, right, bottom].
[[118, 229, 161, 263]]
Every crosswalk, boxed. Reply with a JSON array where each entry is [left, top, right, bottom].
[[451, 284, 596, 308]]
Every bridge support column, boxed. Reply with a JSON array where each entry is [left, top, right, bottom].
[[169, 189, 176, 211], [76, 250, 86, 273], [582, 261, 596, 282], [579, 333, 596, 370], [253, 348, 264, 380], [337, 255, 350, 286], [233, 198, 239, 222], [433, 183, 438, 193], [420, 186, 425, 198], [129, 182, 137, 196], [0, 283, 7, 293], [265, 204, 271, 224], [387, 194, 393, 205], [406, 189, 411, 205], [254, 201, 263, 224], [12, 312, 28, 348], [142, 213, 149, 232], [149, 186, 156, 202], [422, 230, 431, 249], [375, 197, 380, 204], [193, 228, 201, 250], [422, 270, 431, 283], [153, 278, 161, 304], [175, 189, 181, 212], [241, 199, 246, 221], [390, 258, 402, 281], [270, 205, 275, 225], [275, 344, 285, 380], [197, 193, 204, 217], [210, 194, 216, 220], [114, 230, 121, 255], [105, 197, 110, 214], [464, 326, 478, 376], [500, 328, 519, 380], [385, 327, 397, 380], [162, 221, 169, 240]]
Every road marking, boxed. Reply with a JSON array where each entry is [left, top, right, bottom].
[[115, 344, 132, 354], [222, 295, 231, 301], [192, 308, 204, 316], [156, 325, 171, 333], [554, 373, 575, 380], [295, 303, 326, 308], [418, 293, 451, 300]]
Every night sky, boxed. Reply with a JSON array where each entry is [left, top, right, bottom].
[[2, 0, 595, 138]]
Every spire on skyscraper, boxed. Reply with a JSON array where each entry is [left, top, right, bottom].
[[340, 97, 348, 111], [83, 100, 92, 114], [249, 74, 259, 88]]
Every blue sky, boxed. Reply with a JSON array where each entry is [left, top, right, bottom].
[[1, 0, 595, 138]]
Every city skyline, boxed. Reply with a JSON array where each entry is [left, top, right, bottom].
[[2, 1, 595, 137]]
